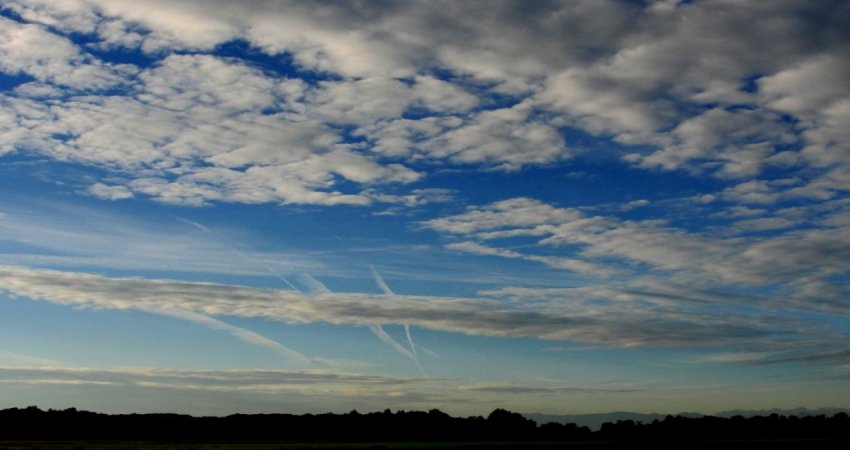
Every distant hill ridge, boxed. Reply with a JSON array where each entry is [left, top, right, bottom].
[[525, 407, 850, 430]]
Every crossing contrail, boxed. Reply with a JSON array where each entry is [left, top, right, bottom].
[[172, 218, 312, 363], [177, 218, 426, 376], [370, 266, 421, 364], [300, 272, 426, 376]]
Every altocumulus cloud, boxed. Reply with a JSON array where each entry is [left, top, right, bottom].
[[0, 0, 847, 207]]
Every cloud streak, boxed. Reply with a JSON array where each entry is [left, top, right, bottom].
[[0, 365, 428, 395], [0, 265, 838, 356], [0, 199, 324, 277], [301, 271, 423, 375]]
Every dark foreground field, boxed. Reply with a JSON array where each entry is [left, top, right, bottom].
[[2, 440, 850, 450]]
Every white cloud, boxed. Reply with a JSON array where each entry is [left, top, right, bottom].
[[622, 199, 650, 211], [137, 54, 279, 112], [412, 101, 570, 170], [760, 55, 849, 116], [445, 241, 606, 275], [308, 78, 414, 125], [86, 182, 133, 200], [541, 66, 671, 135], [1, 0, 102, 34], [366, 188, 455, 209], [306, 76, 478, 126], [721, 180, 783, 205], [423, 197, 583, 235], [732, 217, 795, 233], [0, 52, 429, 206], [0, 16, 130, 89], [411, 75, 479, 112], [627, 108, 798, 178], [722, 169, 850, 207]]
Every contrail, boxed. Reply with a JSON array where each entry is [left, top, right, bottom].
[[177, 217, 213, 233], [143, 307, 314, 367], [367, 322, 418, 362], [415, 345, 442, 359], [177, 217, 299, 291], [370, 266, 419, 361], [172, 218, 312, 365], [297, 273, 331, 294], [300, 273, 426, 376], [370, 265, 393, 296], [177, 218, 426, 375]]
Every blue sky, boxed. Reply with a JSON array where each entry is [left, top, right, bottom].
[[1, 0, 849, 416]]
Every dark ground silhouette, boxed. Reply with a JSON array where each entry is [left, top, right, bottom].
[[0, 406, 848, 448]]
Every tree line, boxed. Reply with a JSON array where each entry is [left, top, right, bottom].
[[0, 406, 848, 443]]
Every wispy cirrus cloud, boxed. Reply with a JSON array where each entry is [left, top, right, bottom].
[[0, 199, 325, 276]]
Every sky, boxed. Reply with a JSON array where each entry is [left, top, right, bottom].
[[0, 0, 849, 417]]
